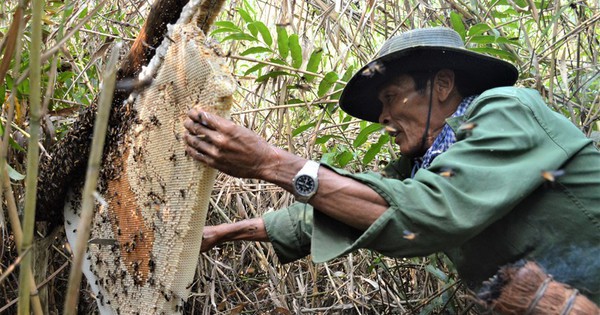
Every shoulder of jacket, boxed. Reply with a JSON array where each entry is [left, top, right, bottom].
[[467, 87, 545, 116]]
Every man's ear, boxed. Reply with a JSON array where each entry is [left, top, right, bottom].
[[433, 69, 455, 102]]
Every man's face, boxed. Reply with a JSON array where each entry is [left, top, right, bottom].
[[377, 74, 434, 158]]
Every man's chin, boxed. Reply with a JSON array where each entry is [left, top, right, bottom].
[[398, 146, 427, 159]]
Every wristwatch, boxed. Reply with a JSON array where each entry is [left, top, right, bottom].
[[292, 160, 320, 203]]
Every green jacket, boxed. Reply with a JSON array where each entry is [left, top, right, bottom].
[[263, 87, 600, 303]]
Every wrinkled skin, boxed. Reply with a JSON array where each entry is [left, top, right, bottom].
[[183, 108, 277, 180], [378, 70, 461, 158]]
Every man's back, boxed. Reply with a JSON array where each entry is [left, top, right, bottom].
[[442, 87, 600, 302]]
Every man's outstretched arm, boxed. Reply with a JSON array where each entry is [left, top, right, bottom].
[[202, 204, 314, 264], [200, 218, 269, 252], [183, 108, 389, 231], [200, 218, 268, 252]]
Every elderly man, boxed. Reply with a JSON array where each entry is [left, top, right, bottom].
[[183, 28, 600, 303]]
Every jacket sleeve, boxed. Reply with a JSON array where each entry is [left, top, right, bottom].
[[263, 203, 313, 264], [310, 90, 583, 263]]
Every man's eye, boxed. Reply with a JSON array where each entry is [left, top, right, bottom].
[[385, 94, 395, 103]]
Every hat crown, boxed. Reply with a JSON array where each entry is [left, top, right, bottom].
[[378, 27, 465, 58]]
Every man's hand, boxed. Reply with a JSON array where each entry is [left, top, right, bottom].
[[200, 226, 223, 252], [183, 108, 277, 179]]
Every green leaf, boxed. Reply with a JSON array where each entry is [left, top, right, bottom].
[[57, 71, 75, 82], [305, 48, 323, 82], [78, 6, 88, 19], [240, 46, 272, 56], [7, 163, 25, 181], [214, 21, 240, 30], [292, 122, 316, 136], [362, 134, 388, 165], [255, 71, 292, 83], [331, 66, 353, 100], [268, 58, 287, 65], [320, 152, 336, 165], [469, 35, 519, 46], [470, 47, 517, 61], [251, 21, 273, 46], [336, 150, 354, 167], [211, 28, 237, 36], [450, 12, 466, 41], [315, 135, 334, 144], [221, 32, 258, 42], [4, 75, 13, 91], [317, 71, 339, 97], [468, 23, 491, 36], [246, 22, 258, 37], [425, 264, 448, 282], [353, 123, 383, 147], [237, 8, 253, 23], [289, 34, 303, 69], [276, 26, 289, 59]]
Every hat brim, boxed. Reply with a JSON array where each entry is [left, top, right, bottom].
[[339, 46, 518, 122]]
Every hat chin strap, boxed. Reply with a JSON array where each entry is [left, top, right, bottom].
[[419, 79, 435, 155]]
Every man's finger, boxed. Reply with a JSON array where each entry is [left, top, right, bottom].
[[185, 146, 214, 166], [183, 118, 218, 141], [184, 133, 208, 150], [186, 109, 213, 127]]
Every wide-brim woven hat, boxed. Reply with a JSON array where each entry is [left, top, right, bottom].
[[339, 27, 518, 122]]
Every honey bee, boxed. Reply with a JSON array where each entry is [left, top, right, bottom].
[[384, 125, 398, 134], [541, 169, 565, 182], [361, 61, 386, 78], [458, 122, 478, 138], [458, 122, 478, 131], [438, 168, 455, 178], [402, 230, 417, 240]]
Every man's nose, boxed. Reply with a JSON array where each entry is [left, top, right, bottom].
[[379, 106, 390, 125]]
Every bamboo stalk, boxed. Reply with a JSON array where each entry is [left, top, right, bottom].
[[1, 157, 44, 315], [16, 0, 43, 312], [63, 41, 122, 315]]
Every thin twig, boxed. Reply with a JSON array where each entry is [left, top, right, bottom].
[[0, 246, 31, 284]]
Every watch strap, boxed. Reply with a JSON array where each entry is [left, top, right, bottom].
[[300, 160, 320, 178]]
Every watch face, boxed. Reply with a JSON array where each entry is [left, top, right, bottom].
[[295, 175, 315, 196]]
